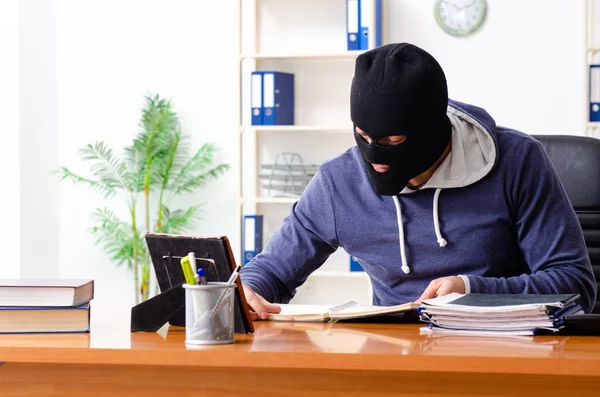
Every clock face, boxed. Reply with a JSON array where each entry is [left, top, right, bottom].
[[434, 0, 487, 37]]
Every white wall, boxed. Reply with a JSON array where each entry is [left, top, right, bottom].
[[56, 0, 240, 312], [20, 0, 60, 279], [386, 0, 586, 136], [0, 0, 21, 279]]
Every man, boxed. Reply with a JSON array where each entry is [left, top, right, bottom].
[[239, 42, 597, 320]]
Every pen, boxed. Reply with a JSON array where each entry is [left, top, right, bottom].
[[197, 268, 207, 285], [180, 256, 197, 285], [227, 265, 241, 284], [204, 266, 241, 323], [188, 252, 197, 274]]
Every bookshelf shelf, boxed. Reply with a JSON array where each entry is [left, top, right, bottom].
[[241, 125, 352, 133], [241, 51, 365, 61], [242, 197, 299, 205]]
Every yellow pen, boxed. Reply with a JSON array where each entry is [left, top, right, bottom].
[[180, 256, 197, 285]]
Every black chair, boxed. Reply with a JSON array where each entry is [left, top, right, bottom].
[[533, 135, 600, 313]]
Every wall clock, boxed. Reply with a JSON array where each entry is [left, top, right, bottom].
[[434, 0, 487, 37]]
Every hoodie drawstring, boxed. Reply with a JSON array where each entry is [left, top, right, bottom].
[[393, 189, 448, 275], [392, 195, 410, 274], [433, 188, 448, 247]]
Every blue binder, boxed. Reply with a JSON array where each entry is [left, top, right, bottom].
[[359, 0, 382, 50], [350, 255, 364, 272], [242, 215, 263, 265], [251, 72, 263, 125], [347, 0, 360, 51], [590, 65, 600, 122], [262, 71, 294, 125]]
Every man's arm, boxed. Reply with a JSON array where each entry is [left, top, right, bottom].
[[240, 167, 339, 304], [464, 139, 597, 312]]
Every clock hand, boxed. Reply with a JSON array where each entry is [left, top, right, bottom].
[[455, 0, 478, 11], [442, 0, 459, 11]]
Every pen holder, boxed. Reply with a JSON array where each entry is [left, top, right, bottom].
[[183, 282, 236, 345]]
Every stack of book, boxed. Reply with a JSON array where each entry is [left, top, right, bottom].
[[418, 293, 583, 336], [0, 279, 94, 334]]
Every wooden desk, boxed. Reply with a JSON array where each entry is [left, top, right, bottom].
[[0, 316, 600, 396]]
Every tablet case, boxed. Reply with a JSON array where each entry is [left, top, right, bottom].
[[130, 233, 254, 334]]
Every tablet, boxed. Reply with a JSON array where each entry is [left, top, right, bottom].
[[145, 233, 254, 334]]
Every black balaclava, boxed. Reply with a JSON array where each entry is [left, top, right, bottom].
[[350, 43, 452, 196]]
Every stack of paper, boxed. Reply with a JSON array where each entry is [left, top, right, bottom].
[[418, 293, 583, 336]]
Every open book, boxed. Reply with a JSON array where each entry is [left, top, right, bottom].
[[266, 300, 419, 322]]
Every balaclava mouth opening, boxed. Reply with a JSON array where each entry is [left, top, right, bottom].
[[350, 43, 452, 196]]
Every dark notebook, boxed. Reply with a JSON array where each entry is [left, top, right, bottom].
[[449, 293, 580, 308]]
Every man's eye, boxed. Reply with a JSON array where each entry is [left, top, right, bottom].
[[377, 136, 405, 146], [359, 134, 372, 144]]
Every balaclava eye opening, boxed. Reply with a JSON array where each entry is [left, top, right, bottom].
[[350, 43, 452, 196]]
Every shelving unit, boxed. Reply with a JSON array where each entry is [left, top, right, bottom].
[[586, 0, 599, 137], [237, 0, 378, 303]]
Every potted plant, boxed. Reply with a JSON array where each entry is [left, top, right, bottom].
[[56, 94, 229, 303]]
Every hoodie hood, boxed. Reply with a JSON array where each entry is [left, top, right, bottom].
[[400, 99, 498, 193], [393, 100, 498, 274]]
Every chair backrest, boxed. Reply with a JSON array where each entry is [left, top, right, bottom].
[[533, 135, 600, 313]]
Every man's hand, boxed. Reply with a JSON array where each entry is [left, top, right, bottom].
[[243, 284, 281, 320], [417, 276, 465, 302]]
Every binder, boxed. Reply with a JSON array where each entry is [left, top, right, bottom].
[[243, 215, 263, 265], [590, 64, 600, 122], [251, 71, 263, 125], [359, 0, 382, 50], [262, 71, 294, 125], [350, 255, 364, 272], [346, 0, 360, 51]]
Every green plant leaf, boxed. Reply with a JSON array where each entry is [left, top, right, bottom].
[[123, 145, 146, 193], [133, 94, 179, 189], [159, 205, 203, 234], [79, 141, 134, 192], [158, 128, 183, 189], [90, 208, 147, 268], [169, 143, 230, 194], [170, 164, 230, 195], [54, 166, 117, 198]]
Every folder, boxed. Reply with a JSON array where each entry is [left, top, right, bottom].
[[419, 293, 581, 336], [590, 64, 600, 122], [251, 71, 263, 125], [347, 0, 360, 51], [350, 255, 364, 272], [243, 215, 264, 265], [262, 71, 294, 125], [360, 0, 382, 50]]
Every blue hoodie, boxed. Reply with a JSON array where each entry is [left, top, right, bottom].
[[240, 100, 598, 313]]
